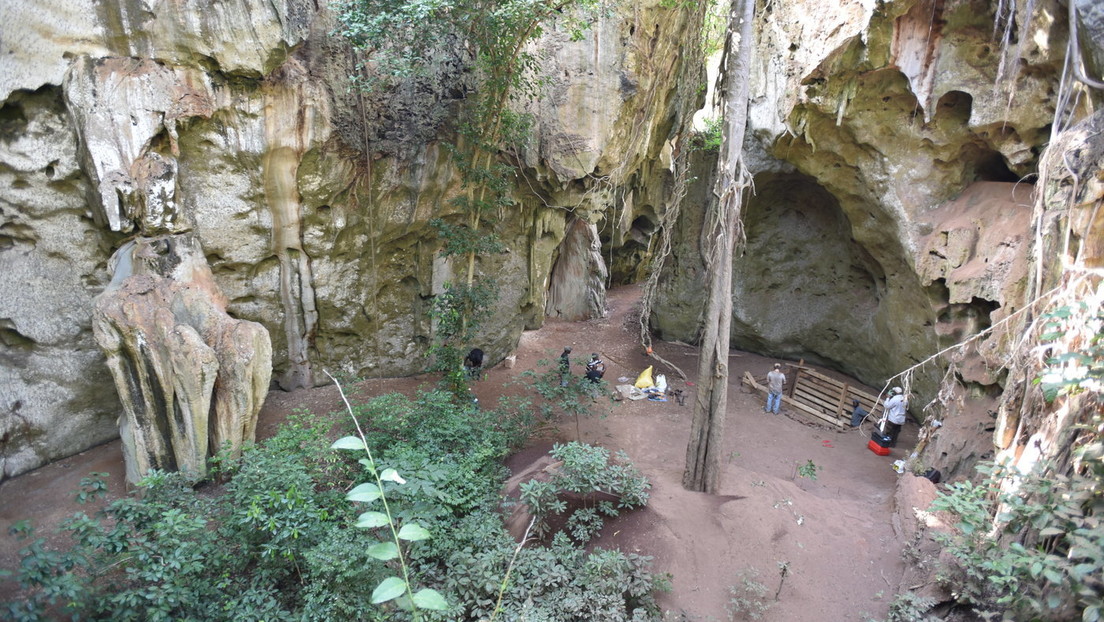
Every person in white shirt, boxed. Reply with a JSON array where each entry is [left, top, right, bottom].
[[883, 387, 908, 447]]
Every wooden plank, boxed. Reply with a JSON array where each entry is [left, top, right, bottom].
[[797, 372, 845, 398], [787, 367, 800, 398], [798, 389, 846, 414], [782, 394, 845, 428], [835, 383, 849, 418], [743, 371, 844, 428], [794, 380, 834, 404], [792, 380, 850, 426], [792, 387, 840, 414], [800, 367, 881, 400], [791, 372, 848, 423], [803, 373, 878, 406]]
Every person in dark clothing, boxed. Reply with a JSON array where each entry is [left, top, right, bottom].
[[850, 399, 868, 428], [559, 347, 572, 386], [585, 353, 606, 383], [464, 348, 484, 380]]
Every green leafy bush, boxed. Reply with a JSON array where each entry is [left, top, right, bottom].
[[5, 389, 664, 622], [726, 568, 772, 620], [519, 442, 650, 542], [3, 415, 357, 621], [1035, 301, 1103, 403], [929, 460, 1104, 620], [691, 116, 725, 151], [419, 512, 665, 621]]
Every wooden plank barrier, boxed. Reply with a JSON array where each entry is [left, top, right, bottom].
[[742, 371, 844, 428], [742, 364, 885, 429]]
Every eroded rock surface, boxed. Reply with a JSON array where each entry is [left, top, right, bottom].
[[546, 219, 609, 320], [93, 235, 271, 483], [1, 0, 704, 476], [654, 0, 1084, 442]]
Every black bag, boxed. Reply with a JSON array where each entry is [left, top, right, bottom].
[[870, 431, 892, 448], [922, 468, 942, 484]]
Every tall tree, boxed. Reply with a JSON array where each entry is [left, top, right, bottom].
[[683, 0, 755, 493]]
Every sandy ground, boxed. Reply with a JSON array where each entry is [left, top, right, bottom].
[[0, 285, 916, 620]]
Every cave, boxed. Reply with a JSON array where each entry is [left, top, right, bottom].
[[730, 172, 884, 372], [1, 0, 1101, 619]]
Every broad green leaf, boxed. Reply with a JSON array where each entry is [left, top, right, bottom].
[[347, 482, 382, 503], [332, 436, 366, 451], [398, 522, 431, 541], [355, 511, 390, 529], [367, 541, 400, 560], [412, 587, 448, 610], [371, 577, 406, 604], [380, 468, 407, 484]]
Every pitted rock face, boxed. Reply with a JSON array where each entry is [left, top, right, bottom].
[[92, 235, 272, 484], [0, 0, 1093, 482]]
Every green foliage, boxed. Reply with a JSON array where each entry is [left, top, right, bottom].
[[334, 0, 603, 96], [518, 354, 613, 427], [334, 0, 606, 399], [74, 472, 109, 504], [726, 568, 773, 620], [350, 389, 532, 461], [332, 378, 449, 620], [3, 415, 364, 622], [7, 386, 663, 622], [421, 512, 665, 621], [1035, 301, 1103, 403], [863, 591, 938, 622], [429, 218, 506, 259], [519, 442, 650, 542], [692, 116, 725, 151], [426, 279, 498, 397], [929, 460, 1104, 620], [797, 459, 820, 481]]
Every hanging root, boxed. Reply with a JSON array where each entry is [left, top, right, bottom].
[[637, 145, 692, 381]]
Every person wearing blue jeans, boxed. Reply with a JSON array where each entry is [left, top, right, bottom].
[[765, 363, 786, 414], [850, 399, 868, 427]]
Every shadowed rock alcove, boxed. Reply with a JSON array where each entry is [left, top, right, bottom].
[[731, 172, 885, 372]]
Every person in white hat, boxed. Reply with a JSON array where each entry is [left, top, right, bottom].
[[883, 387, 908, 447]]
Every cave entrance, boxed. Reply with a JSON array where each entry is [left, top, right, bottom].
[[731, 172, 884, 373]]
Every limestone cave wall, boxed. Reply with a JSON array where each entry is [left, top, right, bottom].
[[0, 0, 703, 478], [652, 0, 1096, 480], [1, 0, 1097, 484]]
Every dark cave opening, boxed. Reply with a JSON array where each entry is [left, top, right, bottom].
[[974, 149, 1020, 183]]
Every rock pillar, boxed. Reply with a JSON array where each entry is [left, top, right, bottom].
[[545, 218, 609, 320], [93, 235, 272, 484]]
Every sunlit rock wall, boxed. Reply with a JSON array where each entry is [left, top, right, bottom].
[[0, 0, 702, 478]]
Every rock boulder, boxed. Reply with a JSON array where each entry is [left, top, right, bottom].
[[92, 234, 271, 483]]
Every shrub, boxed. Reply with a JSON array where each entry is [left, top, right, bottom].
[[6, 388, 665, 622], [726, 568, 772, 620], [929, 460, 1104, 620], [519, 441, 651, 542]]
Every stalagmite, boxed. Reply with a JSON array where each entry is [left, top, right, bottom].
[[93, 235, 272, 483]]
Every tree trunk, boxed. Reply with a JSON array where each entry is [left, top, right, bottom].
[[683, 0, 755, 493]]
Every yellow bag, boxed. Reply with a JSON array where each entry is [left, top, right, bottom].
[[634, 366, 655, 389]]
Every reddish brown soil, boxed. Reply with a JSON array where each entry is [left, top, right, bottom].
[[0, 285, 915, 620]]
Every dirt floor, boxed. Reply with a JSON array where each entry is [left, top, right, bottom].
[[0, 285, 917, 620]]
